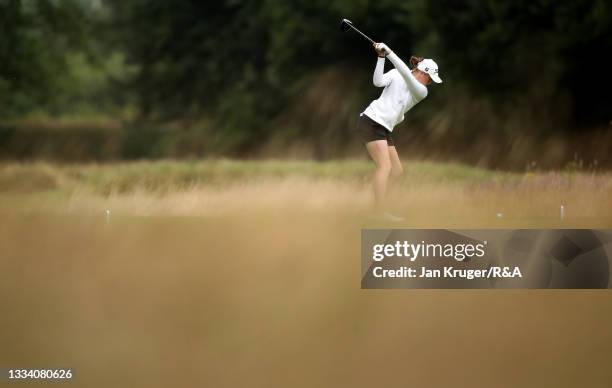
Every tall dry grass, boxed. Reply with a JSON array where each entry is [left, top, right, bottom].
[[0, 159, 610, 225], [1, 160, 612, 387], [1, 213, 612, 387]]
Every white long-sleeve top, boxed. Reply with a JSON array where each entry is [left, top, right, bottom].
[[362, 53, 428, 132]]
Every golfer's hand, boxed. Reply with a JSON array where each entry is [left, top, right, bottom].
[[374, 42, 392, 57]]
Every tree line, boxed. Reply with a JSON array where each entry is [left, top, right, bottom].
[[1, 0, 610, 165]]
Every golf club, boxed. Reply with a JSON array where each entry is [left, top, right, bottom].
[[339, 18, 375, 44]]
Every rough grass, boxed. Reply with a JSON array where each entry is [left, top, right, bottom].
[[0, 159, 610, 227], [2, 159, 612, 387], [0, 159, 499, 193]]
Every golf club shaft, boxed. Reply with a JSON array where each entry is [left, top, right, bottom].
[[348, 24, 375, 44]]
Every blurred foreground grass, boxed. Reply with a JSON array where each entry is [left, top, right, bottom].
[[1, 160, 612, 387]]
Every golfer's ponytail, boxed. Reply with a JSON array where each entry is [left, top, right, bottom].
[[410, 56, 424, 69]]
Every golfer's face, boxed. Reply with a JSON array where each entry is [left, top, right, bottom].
[[416, 70, 431, 85]]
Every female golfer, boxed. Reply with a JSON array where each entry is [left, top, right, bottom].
[[358, 42, 442, 219]]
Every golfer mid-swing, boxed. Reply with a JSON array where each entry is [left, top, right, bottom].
[[358, 42, 442, 219]]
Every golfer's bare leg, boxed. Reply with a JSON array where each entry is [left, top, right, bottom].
[[387, 146, 404, 197], [366, 140, 392, 209], [388, 146, 404, 177]]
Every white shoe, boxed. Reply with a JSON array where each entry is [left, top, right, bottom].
[[382, 212, 405, 222]]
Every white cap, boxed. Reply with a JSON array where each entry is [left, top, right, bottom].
[[417, 59, 442, 83]]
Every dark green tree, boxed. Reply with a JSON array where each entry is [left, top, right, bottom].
[[0, 0, 90, 116]]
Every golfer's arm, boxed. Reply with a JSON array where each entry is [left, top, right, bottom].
[[386, 52, 427, 99], [372, 57, 391, 87]]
